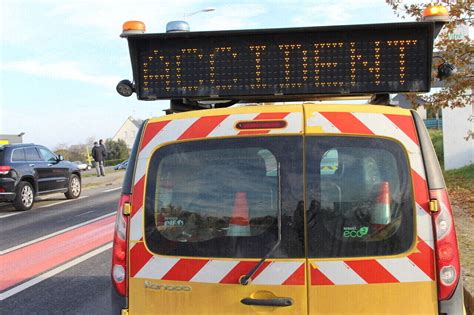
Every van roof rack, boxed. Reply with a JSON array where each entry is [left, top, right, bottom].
[[164, 93, 393, 114]]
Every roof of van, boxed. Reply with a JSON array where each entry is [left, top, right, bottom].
[[148, 103, 412, 122]]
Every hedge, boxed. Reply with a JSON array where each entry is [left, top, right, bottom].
[[104, 159, 125, 167]]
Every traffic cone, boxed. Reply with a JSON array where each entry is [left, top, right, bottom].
[[227, 192, 251, 237], [371, 181, 391, 226]]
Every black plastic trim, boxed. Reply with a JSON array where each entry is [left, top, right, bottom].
[[412, 111, 445, 189], [241, 297, 293, 307]]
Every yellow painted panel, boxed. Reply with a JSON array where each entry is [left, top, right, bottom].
[[129, 278, 307, 315], [309, 282, 437, 314], [0, 140, 9, 145]]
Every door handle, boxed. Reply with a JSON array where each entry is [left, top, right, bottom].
[[241, 297, 293, 307], [29, 164, 35, 167], [48, 164, 53, 166]]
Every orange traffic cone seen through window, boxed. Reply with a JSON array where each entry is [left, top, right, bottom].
[[371, 181, 391, 227], [227, 192, 251, 237]]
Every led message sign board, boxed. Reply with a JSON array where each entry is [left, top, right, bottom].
[[126, 23, 434, 100]]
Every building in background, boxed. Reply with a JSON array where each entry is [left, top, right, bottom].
[[443, 103, 474, 170], [112, 117, 143, 149], [0, 132, 25, 145]]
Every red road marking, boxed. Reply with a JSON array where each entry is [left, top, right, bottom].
[[0, 215, 115, 291]]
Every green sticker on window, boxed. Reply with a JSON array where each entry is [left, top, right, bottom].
[[343, 226, 369, 238]]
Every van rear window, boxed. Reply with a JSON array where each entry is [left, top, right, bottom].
[[144, 137, 304, 258], [306, 136, 415, 258], [144, 135, 414, 259]]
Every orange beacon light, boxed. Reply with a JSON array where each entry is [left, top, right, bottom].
[[422, 5, 449, 22], [121, 21, 146, 37]]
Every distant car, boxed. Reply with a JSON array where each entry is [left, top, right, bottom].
[[0, 143, 81, 210], [73, 161, 92, 171], [114, 159, 129, 170]]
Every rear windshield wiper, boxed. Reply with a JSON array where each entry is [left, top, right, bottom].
[[240, 163, 282, 286]]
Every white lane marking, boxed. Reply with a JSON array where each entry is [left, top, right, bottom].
[[0, 196, 88, 218], [0, 212, 23, 219], [75, 210, 94, 217], [0, 242, 112, 301], [38, 196, 88, 208], [0, 212, 116, 255], [104, 187, 121, 193]]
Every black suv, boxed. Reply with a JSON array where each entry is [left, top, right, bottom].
[[0, 143, 82, 210]]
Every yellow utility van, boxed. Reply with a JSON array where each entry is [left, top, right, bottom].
[[111, 6, 465, 314]]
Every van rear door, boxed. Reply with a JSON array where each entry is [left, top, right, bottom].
[[304, 104, 438, 314], [127, 108, 308, 314]]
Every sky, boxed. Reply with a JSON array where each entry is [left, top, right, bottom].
[[0, 0, 451, 149]]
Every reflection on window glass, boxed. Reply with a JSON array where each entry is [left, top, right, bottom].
[[39, 148, 57, 162], [307, 136, 414, 258], [12, 149, 26, 162], [145, 137, 304, 258], [25, 148, 42, 161], [320, 149, 338, 175]]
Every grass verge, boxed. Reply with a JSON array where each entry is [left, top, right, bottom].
[[444, 163, 474, 211]]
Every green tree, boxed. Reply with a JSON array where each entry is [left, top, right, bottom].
[[386, 1, 473, 139], [105, 138, 129, 160]]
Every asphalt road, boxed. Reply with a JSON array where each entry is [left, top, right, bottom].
[[0, 174, 124, 314]]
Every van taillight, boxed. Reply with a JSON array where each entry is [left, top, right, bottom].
[[430, 189, 460, 300], [111, 194, 131, 297]]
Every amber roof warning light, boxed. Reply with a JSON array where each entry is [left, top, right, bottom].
[[422, 5, 449, 22], [121, 21, 146, 37]]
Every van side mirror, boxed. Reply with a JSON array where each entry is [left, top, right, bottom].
[[57, 155, 64, 161]]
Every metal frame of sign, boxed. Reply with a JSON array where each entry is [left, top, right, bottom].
[[125, 22, 434, 101]]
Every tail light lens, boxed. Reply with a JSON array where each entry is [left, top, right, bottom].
[[430, 189, 460, 300], [0, 166, 11, 175], [111, 194, 131, 297]]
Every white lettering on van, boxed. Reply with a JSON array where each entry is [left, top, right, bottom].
[[144, 280, 192, 292]]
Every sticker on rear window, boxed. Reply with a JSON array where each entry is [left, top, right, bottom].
[[343, 226, 369, 238]]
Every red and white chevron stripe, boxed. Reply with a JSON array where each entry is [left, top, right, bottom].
[[129, 108, 435, 286], [129, 242, 305, 285]]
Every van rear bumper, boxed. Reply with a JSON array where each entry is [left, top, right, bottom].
[[439, 278, 465, 315], [0, 192, 16, 202]]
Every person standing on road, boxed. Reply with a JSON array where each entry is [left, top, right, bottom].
[[99, 139, 107, 162], [92, 141, 106, 177]]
